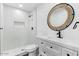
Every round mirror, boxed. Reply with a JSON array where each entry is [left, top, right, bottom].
[[49, 8, 68, 27], [47, 3, 75, 31]]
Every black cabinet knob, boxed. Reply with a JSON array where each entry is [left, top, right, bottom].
[[44, 52, 46, 54], [41, 42, 43, 44], [67, 53, 70, 56], [50, 46, 53, 48], [31, 27, 34, 30]]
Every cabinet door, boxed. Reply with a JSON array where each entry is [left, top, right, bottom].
[[45, 42, 61, 53], [38, 39, 62, 56], [41, 46, 62, 56], [40, 46, 56, 56], [62, 48, 78, 56]]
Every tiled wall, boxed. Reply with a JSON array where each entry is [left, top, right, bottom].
[[1, 4, 36, 52]]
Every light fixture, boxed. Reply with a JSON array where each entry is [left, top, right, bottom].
[[19, 4, 23, 7]]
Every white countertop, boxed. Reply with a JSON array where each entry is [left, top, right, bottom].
[[36, 35, 79, 51]]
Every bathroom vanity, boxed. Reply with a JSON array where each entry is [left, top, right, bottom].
[[36, 36, 79, 56]]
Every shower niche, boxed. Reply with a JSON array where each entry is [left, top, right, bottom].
[[47, 3, 75, 38]]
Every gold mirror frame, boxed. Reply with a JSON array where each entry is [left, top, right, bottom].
[[47, 3, 75, 31]]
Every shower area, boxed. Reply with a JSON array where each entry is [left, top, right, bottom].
[[0, 3, 39, 56]]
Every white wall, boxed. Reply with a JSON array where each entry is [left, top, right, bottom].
[[0, 3, 3, 54], [0, 3, 1, 54], [0, 3, 1, 26], [1, 4, 35, 52], [36, 3, 79, 47]]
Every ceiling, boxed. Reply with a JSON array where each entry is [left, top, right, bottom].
[[4, 3, 42, 12]]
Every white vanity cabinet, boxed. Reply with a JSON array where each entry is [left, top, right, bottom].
[[37, 39, 62, 56], [62, 48, 78, 56], [36, 38, 78, 56], [40, 45, 62, 56]]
